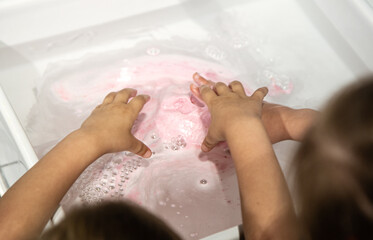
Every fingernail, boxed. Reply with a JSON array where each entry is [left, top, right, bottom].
[[193, 72, 202, 82], [201, 144, 209, 152], [143, 149, 152, 158], [144, 95, 151, 102], [190, 94, 204, 107]]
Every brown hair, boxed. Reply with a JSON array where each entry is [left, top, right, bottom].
[[40, 201, 182, 240], [293, 77, 373, 240]]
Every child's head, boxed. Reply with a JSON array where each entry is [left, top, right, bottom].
[[293, 77, 373, 240], [40, 201, 181, 240]]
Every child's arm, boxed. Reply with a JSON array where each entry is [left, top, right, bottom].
[[191, 73, 318, 143], [195, 77, 298, 240], [0, 88, 152, 240], [261, 102, 317, 142]]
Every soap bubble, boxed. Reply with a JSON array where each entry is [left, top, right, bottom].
[[257, 69, 293, 95], [190, 232, 198, 238], [168, 135, 187, 151], [232, 34, 250, 49], [146, 47, 161, 56], [200, 179, 208, 184], [205, 45, 226, 61]]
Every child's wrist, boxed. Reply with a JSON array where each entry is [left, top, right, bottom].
[[69, 129, 106, 159], [224, 116, 263, 140], [286, 108, 317, 141]]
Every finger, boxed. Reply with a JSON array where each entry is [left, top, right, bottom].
[[190, 83, 201, 99], [189, 84, 205, 107], [193, 72, 214, 86], [229, 81, 247, 97], [128, 94, 150, 115], [201, 131, 220, 152], [199, 85, 216, 107], [102, 92, 116, 104], [191, 83, 213, 100], [191, 73, 215, 101], [251, 87, 269, 101], [214, 82, 231, 95], [128, 136, 152, 158], [113, 88, 137, 103]]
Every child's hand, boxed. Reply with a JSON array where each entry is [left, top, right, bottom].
[[79, 88, 152, 158], [190, 73, 315, 143], [191, 74, 299, 240], [194, 75, 268, 152]]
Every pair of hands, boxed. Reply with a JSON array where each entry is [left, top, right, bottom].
[[79, 73, 271, 159]]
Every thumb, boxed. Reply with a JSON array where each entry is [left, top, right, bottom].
[[128, 136, 152, 158], [201, 131, 220, 152]]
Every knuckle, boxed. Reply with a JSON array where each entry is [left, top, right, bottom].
[[118, 90, 129, 97], [207, 80, 215, 86], [131, 97, 146, 109], [253, 90, 265, 99], [137, 95, 147, 103], [104, 92, 116, 101], [259, 88, 267, 95], [215, 82, 226, 89], [230, 81, 243, 88], [118, 88, 135, 98], [121, 88, 131, 92], [134, 143, 144, 154], [126, 108, 139, 120], [231, 80, 241, 84], [204, 141, 213, 148], [204, 136, 215, 148], [106, 92, 116, 98], [126, 106, 137, 116], [200, 86, 209, 95], [111, 104, 125, 113], [138, 147, 147, 155], [123, 88, 134, 94]]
